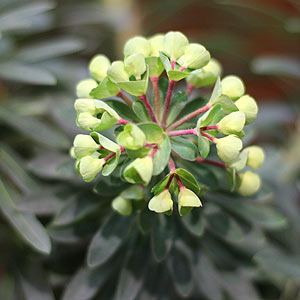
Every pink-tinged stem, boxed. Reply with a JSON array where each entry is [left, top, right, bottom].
[[167, 103, 212, 131], [168, 128, 197, 137], [104, 152, 116, 162], [200, 125, 218, 131], [168, 157, 176, 172], [165, 173, 174, 190], [118, 91, 132, 107], [119, 117, 133, 125], [179, 65, 187, 71], [145, 142, 157, 148], [196, 157, 226, 169], [161, 79, 176, 128], [171, 58, 176, 70], [139, 94, 157, 123], [175, 174, 185, 189], [149, 146, 158, 158], [201, 132, 216, 142], [186, 83, 194, 96], [151, 77, 161, 121]]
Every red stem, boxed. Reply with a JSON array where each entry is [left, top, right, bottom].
[[165, 174, 174, 190], [168, 128, 197, 137], [171, 58, 176, 70], [175, 174, 184, 189], [168, 157, 176, 172], [139, 94, 157, 123], [119, 117, 133, 125], [196, 157, 226, 169], [200, 132, 216, 142], [104, 152, 115, 162], [151, 77, 160, 121], [162, 79, 176, 128], [200, 125, 218, 131], [186, 83, 194, 96], [117, 91, 132, 107], [179, 66, 187, 71], [149, 146, 158, 158], [167, 103, 212, 131]]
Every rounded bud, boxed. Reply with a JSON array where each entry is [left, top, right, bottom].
[[235, 95, 258, 124], [243, 146, 265, 169], [123, 156, 153, 186], [178, 43, 210, 69], [124, 36, 152, 57], [77, 112, 101, 131], [89, 55, 111, 82], [149, 34, 164, 56], [163, 31, 189, 60], [112, 196, 132, 216], [74, 99, 96, 115], [107, 61, 130, 83], [221, 75, 245, 100], [148, 189, 173, 214], [215, 135, 243, 163], [78, 156, 104, 182], [238, 171, 261, 196], [116, 124, 146, 150], [73, 134, 99, 159], [124, 53, 146, 78], [76, 79, 97, 98], [218, 111, 246, 135], [178, 187, 202, 216]]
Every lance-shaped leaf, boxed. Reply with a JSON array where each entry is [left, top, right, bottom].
[[152, 133, 171, 175]]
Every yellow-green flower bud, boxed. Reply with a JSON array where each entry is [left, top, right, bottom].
[[77, 112, 101, 131], [148, 189, 173, 214], [215, 135, 243, 163], [221, 75, 245, 100], [124, 36, 152, 57], [243, 146, 265, 169], [238, 171, 261, 196], [74, 99, 96, 115], [218, 111, 246, 135], [235, 95, 258, 124], [187, 58, 222, 87], [163, 31, 189, 60], [178, 187, 202, 216], [89, 55, 111, 82], [149, 34, 164, 56], [76, 79, 97, 98], [112, 196, 132, 216], [178, 43, 210, 69], [116, 124, 146, 150], [124, 53, 146, 78], [78, 156, 105, 182], [123, 156, 153, 186], [107, 61, 130, 83], [73, 134, 99, 159]]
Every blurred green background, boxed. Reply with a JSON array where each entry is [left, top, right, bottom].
[[0, 0, 300, 299]]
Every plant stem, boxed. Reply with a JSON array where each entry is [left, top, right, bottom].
[[161, 79, 176, 128], [165, 174, 174, 190], [186, 83, 194, 96], [200, 132, 216, 142], [175, 174, 184, 188], [149, 146, 158, 158], [196, 157, 226, 169], [119, 117, 133, 125], [139, 94, 157, 123], [168, 157, 176, 172], [104, 152, 116, 162], [151, 77, 161, 121], [200, 125, 218, 131], [167, 103, 211, 131], [168, 128, 197, 137], [118, 91, 132, 107]]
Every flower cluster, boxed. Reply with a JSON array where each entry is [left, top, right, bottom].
[[72, 31, 265, 217]]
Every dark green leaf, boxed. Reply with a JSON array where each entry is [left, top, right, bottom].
[[132, 100, 151, 122], [152, 133, 171, 175], [174, 168, 200, 194], [105, 99, 140, 122], [167, 91, 188, 125], [181, 208, 204, 236], [198, 135, 210, 158], [171, 137, 198, 161]]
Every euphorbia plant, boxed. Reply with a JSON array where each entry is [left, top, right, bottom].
[[73, 30, 264, 216]]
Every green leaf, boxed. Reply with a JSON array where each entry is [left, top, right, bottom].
[[0, 107, 70, 149], [138, 122, 164, 144], [209, 76, 222, 104], [174, 168, 200, 194], [126, 147, 151, 159], [167, 69, 190, 81], [227, 167, 237, 192], [0, 62, 56, 85], [197, 135, 210, 158], [114, 238, 149, 300], [181, 208, 204, 236], [132, 100, 151, 121], [105, 99, 140, 122], [87, 213, 134, 268], [168, 242, 193, 297], [152, 133, 171, 175], [16, 37, 85, 62], [214, 94, 238, 115], [159, 51, 171, 71], [151, 174, 172, 195], [166, 91, 188, 125], [197, 104, 223, 128], [90, 77, 120, 99], [50, 193, 103, 227], [137, 209, 153, 234], [205, 204, 244, 243], [171, 137, 198, 161], [151, 214, 174, 262], [0, 179, 51, 254]]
